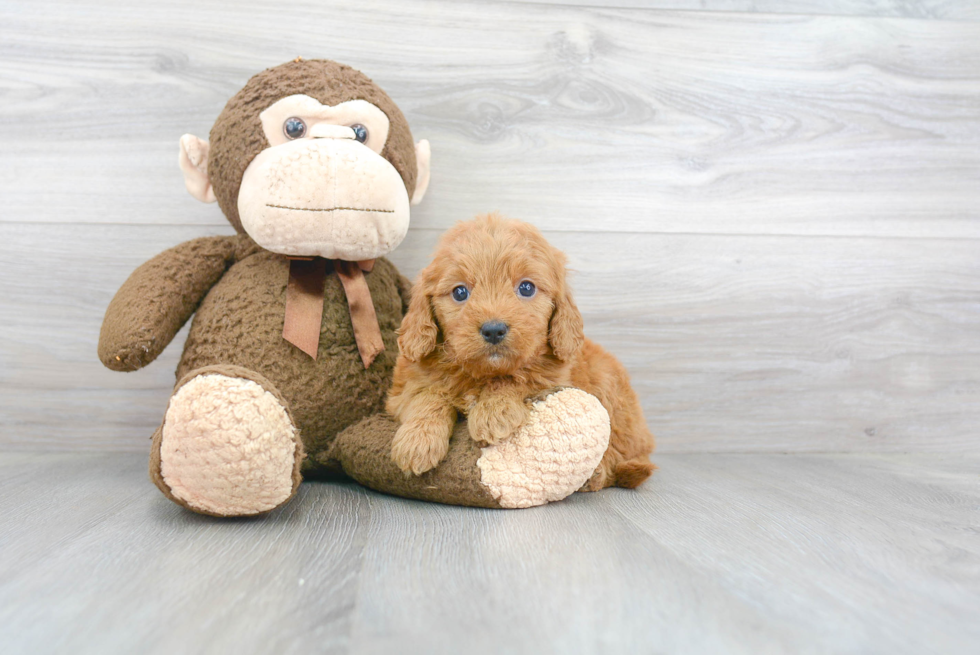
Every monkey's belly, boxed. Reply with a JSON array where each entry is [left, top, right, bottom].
[[177, 252, 401, 458]]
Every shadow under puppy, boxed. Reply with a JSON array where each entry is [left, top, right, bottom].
[[388, 213, 655, 490]]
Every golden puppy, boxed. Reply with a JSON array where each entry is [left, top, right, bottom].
[[387, 213, 655, 490]]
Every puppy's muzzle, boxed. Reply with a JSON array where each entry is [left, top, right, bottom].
[[480, 320, 509, 345]]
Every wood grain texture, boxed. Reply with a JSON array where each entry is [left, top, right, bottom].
[[0, 0, 978, 455], [512, 0, 980, 21], [3, 222, 978, 454], [1, 1, 979, 238], [1, 451, 978, 654]]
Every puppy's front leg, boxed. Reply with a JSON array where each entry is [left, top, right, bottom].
[[468, 387, 531, 446], [390, 392, 457, 476]]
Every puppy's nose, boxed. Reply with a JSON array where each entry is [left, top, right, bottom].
[[480, 320, 509, 345]]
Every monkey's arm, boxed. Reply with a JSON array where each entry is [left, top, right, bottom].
[[98, 235, 239, 371]]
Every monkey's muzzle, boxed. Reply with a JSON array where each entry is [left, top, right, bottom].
[[237, 138, 411, 261]]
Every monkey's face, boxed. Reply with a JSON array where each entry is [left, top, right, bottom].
[[178, 60, 431, 262], [236, 95, 411, 260]]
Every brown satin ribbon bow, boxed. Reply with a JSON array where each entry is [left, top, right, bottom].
[[282, 257, 384, 369]]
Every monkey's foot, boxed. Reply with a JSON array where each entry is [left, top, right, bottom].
[[154, 370, 302, 517], [476, 388, 610, 508], [325, 388, 609, 509]]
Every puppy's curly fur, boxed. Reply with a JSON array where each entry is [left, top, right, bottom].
[[387, 213, 655, 490]]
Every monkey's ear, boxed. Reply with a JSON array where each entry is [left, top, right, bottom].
[[397, 279, 439, 361], [178, 134, 217, 203], [410, 139, 431, 206]]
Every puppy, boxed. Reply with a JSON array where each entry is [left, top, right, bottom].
[[387, 213, 655, 490]]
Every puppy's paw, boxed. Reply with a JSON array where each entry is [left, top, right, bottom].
[[469, 397, 531, 446], [578, 466, 608, 493], [391, 422, 450, 476]]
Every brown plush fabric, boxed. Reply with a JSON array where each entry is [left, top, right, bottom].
[[100, 60, 536, 514], [173, 234, 404, 466], [102, 228, 403, 481], [324, 415, 502, 509], [396, 272, 413, 316], [99, 236, 238, 371], [149, 364, 306, 517], [208, 59, 419, 233]]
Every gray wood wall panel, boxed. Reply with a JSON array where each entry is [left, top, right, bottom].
[[1, 0, 978, 455], [3, 222, 978, 453], [514, 0, 980, 21], [3, 3, 980, 238]]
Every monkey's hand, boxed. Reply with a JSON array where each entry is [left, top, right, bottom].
[[98, 235, 238, 371], [468, 391, 531, 446]]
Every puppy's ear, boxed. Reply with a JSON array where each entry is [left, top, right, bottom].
[[548, 287, 584, 361], [397, 273, 439, 361]]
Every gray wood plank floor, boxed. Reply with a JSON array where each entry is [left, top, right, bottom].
[[1, 451, 977, 654]]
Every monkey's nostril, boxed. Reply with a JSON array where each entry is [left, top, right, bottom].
[[480, 321, 509, 345]]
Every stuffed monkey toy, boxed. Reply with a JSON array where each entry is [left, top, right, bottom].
[[98, 59, 610, 516]]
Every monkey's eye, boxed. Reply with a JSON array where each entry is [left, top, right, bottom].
[[350, 124, 368, 143], [517, 280, 536, 298], [452, 285, 469, 303], [283, 117, 307, 139]]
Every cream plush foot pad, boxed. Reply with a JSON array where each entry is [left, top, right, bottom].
[[160, 374, 299, 516], [476, 389, 611, 508]]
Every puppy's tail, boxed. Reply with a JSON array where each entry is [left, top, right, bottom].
[[613, 459, 656, 489]]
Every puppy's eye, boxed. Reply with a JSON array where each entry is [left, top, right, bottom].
[[283, 117, 307, 139], [452, 285, 470, 302], [517, 280, 536, 298]]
